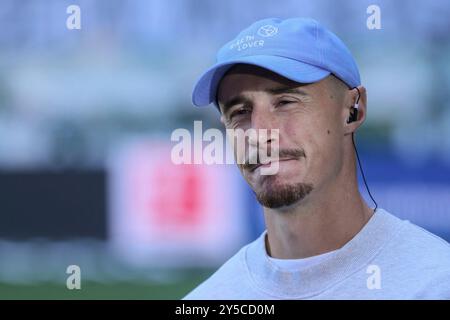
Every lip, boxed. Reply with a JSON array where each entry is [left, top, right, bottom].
[[250, 158, 298, 172]]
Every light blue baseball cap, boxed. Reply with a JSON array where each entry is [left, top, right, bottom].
[[192, 17, 360, 107]]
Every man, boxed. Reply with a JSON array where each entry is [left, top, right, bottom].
[[184, 18, 450, 299]]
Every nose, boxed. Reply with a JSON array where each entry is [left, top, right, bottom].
[[248, 105, 280, 150], [251, 103, 278, 130]]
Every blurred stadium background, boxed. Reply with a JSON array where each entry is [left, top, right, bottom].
[[0, 0, 449, 299]]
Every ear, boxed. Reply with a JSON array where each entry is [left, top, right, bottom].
[[344, 85, 367, 135]]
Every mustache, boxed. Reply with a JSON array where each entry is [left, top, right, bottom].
[[242, 149, 305, 171]]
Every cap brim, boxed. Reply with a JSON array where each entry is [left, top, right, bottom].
[[192, 55, 330, 107]]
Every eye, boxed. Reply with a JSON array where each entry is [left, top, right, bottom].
[[276, 99, 295, 108], [229, 108, 251, 120]]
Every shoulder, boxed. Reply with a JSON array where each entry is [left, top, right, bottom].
[[381, 212, 450, 297], [182, 244, 251, 300], [397, 218, 450, 262], [377, 209, 450, 263]]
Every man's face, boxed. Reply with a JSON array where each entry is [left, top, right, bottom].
[[217, 65, 349, 209]]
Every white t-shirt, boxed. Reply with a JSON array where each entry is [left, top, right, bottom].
[[184, 208, 450, 299]]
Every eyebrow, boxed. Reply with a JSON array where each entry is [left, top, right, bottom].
[[265, 86, 309, 96], [220, 85, 309, 115]]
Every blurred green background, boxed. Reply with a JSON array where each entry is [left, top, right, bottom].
[[1, 0, 449, 299]]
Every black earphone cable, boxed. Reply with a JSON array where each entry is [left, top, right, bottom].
[[351, 87, 378, 212], [352, 131, 378, 212]]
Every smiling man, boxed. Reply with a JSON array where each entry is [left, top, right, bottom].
[[184, 18, 450, 299]]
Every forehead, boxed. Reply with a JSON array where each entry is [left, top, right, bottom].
[[217, 64, 304, 102]]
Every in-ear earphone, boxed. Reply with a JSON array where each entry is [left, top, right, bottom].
[[347, 87, 360, 124]]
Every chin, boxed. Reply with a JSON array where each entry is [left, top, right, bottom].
[[253, 180, 314, 209]]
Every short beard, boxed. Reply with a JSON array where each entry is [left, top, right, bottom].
[[255, 182, 313, 209]]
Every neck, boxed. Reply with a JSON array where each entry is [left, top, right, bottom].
[[263, 161, 374, 259]]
